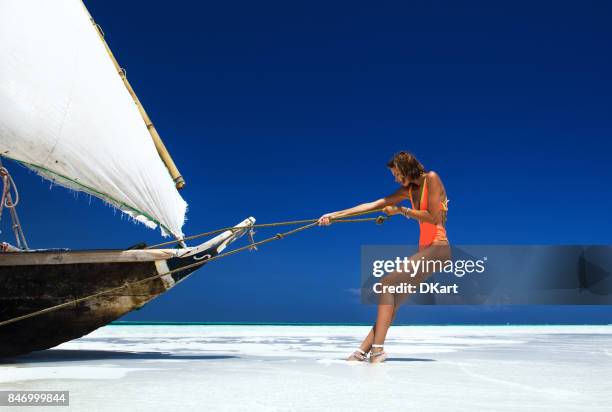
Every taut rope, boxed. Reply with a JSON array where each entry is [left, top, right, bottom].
[[146, 208, 387, 249]]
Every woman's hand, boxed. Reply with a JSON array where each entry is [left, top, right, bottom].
[[318, 213, 336, 226], [383, 205, 402, 216]]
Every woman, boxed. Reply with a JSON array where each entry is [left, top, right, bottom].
[[318, 151, 450, 363]]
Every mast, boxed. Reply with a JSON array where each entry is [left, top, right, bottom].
[[79, 1, 185, 190]]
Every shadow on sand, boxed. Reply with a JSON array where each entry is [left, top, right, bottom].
[[385, 357, 436, 362], [1, 349, 238, 364]]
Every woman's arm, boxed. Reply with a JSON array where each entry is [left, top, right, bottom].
[[318, 187, 409, 225], [384, 172, 445, 225]]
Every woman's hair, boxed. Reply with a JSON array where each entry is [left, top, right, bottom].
[[386, 151, 426, 181]]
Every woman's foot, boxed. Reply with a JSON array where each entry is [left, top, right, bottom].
[[346, 349, 368, 362], [369, 345, 387, 363]]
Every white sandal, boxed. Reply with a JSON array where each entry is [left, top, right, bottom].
[[346, 349, 368, 362], [369, 344, 387, 363]]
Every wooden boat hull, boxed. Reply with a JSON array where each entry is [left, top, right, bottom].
[[0, 218, 254, 358]]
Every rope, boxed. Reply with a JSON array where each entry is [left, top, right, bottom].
[[0, 166, 20, 211], [0, 163, 28, 249], [147, 208, 385, 249], [0, 210, 391, 328]]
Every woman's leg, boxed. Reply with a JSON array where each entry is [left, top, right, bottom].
[[357, 307, 401, 353], [358, 327, 375, 353], [372, 243, 451, 348], [354, 310, 397, 349]]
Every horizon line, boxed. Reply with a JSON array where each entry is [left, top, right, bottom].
[[111, 321, 612, 326]]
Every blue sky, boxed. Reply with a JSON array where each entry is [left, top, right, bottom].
[[3, 0, 611, 323]]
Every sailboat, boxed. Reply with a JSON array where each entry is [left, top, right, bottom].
[[0, 0, 255, 357]]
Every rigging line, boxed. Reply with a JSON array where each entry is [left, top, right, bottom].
[[0, 171, 6, 224], [0, 162, 28, 249], [0, 165, 20, 209], [148, 208, 386, 249], [0, 214, 391, 328]]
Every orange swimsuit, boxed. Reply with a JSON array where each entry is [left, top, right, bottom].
[[408, 178, 449, 249]]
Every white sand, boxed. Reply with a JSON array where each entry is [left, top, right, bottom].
[[1, 325, 611, 411]]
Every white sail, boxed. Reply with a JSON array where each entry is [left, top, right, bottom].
[[0, 0, 187, 238]]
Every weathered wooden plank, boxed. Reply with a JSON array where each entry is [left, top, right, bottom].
[[0, 249, 185, 266]]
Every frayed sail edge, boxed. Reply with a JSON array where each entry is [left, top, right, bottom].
[[3, 155, 184, 239]]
